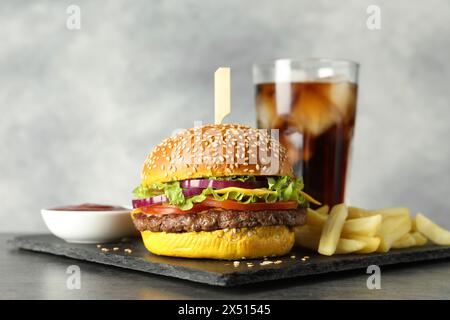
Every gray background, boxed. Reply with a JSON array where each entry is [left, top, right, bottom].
[[1, 0, 449, 232]]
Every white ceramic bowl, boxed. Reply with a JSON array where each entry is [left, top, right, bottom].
[[41, 207, 139, 244]]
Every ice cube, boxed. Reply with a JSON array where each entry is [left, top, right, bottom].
[[256, 97, 277, 129], [326, 82, 357, 120], [290, 83, 342, 136]]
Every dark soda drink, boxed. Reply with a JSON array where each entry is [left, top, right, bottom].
[[255, 80, 357, 207]]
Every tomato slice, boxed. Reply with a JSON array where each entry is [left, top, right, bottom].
[[140, 198, 299, 215], [201, 198, 298, 211]]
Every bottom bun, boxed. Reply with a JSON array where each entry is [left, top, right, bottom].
[[141, 225, 295, 260]]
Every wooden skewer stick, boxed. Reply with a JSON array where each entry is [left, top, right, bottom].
[[214, 67, 231, 125]]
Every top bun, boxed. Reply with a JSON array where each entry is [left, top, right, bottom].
[[141, 124, 293, 186]]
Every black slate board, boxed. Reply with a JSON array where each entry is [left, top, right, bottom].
[[9, 234, 450, 287]]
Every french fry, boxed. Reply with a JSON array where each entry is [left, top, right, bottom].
[[294, 225, 321, 250], [348, 207, 371, 219], [349, 236, 381, 254], [416, 213, 450, 245], [392, 232, 416, 249], [335, 238, 366, 254], [411, 231, 427, 246], [316, 205, 330, 216], [376, 215, 412, 252], [341, 214, 382, 237], [300, 204, 438, 256], [348, 206, 411, 220], [391, 230, 428, 249], [370, 207, 411, 219], [318, 204, 348, 256], [411, 218, 417, 232], [306, 208, 327, 228]]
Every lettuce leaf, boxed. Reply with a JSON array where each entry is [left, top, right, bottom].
[[267, 176, 305, 204], [132, 185, 162, 199], [133, 176, 308, 210], [135, 181, 207, 210]]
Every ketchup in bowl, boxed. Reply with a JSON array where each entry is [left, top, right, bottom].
[[41, 203, 137, 243], [50, 203, 128, 211]]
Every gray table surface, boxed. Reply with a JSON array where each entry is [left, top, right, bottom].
[[1, 233, 450, 300]]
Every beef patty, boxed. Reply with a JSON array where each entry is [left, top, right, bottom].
[[132, 208, 307, 233]]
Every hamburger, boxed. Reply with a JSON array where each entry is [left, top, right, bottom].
[[131, 124, 316, 260]]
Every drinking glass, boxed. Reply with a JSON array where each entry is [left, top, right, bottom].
[[253, 58, 359, 206]]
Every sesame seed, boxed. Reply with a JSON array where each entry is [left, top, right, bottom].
[[274, 260, 282, 264], [101, 248, 109, 252], [260, 261, 273, 266], [233, 261, 240, 267], [113, 247, 119, 251], [124, 248, 132, 254], [290, 255, 296, 259]]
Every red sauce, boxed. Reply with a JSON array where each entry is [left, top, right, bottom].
[[50, 203, 127, 211]]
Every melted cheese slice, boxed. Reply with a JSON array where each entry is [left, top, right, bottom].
[[211, 187, 277, 196]]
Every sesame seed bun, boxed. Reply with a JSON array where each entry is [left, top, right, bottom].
[[140, 225, 295, 260], [141, 124, 293, 186]]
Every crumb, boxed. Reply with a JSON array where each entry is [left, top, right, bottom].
[[233, 261, 240, 267], [260, 261, 273, 266], [96, 244, 102, 248], [274, 260, 282, 264], [124, 248, 132, 254], [101, 248, 109, 252]]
